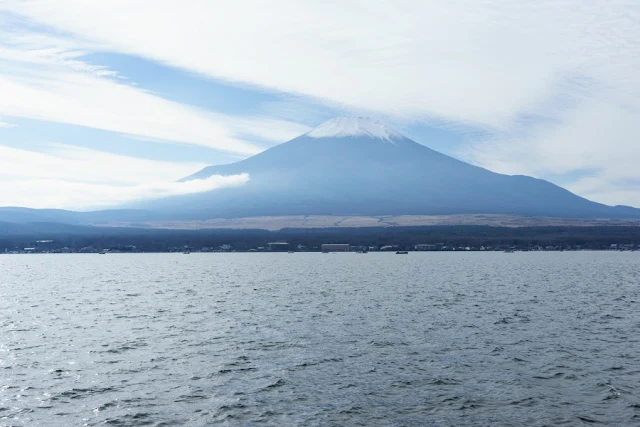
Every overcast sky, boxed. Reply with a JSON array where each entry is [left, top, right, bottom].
[[1, 0, 639, 209]]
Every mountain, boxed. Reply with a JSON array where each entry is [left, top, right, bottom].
[[137, 117, 640, 219], [2, 117, 638, 226]]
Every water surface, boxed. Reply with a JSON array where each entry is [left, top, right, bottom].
[[1, 252, 639, 426]]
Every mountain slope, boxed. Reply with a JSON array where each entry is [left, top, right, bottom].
[[0, 207, 162, 226], [138, 117, 640, 219]]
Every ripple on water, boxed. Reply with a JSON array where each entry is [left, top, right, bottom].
[[0, 252, 639, 426]]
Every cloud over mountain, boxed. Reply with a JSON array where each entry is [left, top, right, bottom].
[[0, 143, 248, 209]]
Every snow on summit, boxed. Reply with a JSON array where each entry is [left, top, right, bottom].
[[306, 117, 402, 141]]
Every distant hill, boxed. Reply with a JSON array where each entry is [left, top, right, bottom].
[[0, 207, 158, 225]]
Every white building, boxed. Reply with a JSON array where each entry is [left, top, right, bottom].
[[268, 242, 290, 251]]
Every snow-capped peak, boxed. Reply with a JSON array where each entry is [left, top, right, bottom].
[[306, 117, 402, 141]]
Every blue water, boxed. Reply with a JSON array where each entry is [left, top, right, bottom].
[[1, 252, 639, 426]]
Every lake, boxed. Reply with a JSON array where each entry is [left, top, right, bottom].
[[1, 252, 639, 426]]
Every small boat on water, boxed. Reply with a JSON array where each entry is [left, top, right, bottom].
[[183, 250, 191, 254], [99, 250, 107, 254], [395, 251, 409, 254]]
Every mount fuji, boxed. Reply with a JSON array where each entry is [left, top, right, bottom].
[[136, 117, 639, 220]]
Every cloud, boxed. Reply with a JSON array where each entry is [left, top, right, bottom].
[[0, 143, 248, 209], [1, 1, 639, 206], [0, 31, 309, 156], [0, 175, 249, 210], [462, 97, 640, 206], [0, 120, 16, 127], [0, 143, 206, 184], [4, 1, 638, 127]]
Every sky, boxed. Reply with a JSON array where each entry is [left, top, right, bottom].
[[0, 0, 639, 209]]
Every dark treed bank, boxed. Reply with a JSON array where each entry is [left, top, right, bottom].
[[1, 224, 640, 253]]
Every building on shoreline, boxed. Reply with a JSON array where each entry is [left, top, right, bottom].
[[321, 243, 350, 252], [268, 242, 290, 251]]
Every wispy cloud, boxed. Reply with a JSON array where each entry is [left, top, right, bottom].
[[0, 30, 309, 156], [5, 1, 637, 127], [0, 1, 639, 206], [0, 175, 249, 210], [0, 120, 16, 127], [0, 143, 248, 209], [0, 143, 207, 184]]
